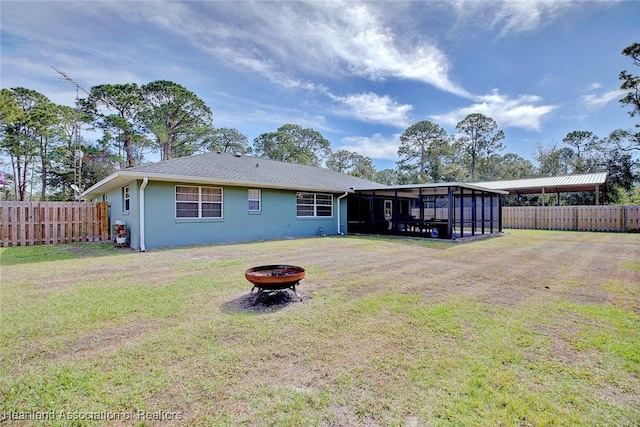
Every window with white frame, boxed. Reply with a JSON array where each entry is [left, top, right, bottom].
[[175, 185, 223, 218], [248, 189, 261, 212], [296, 193, 332, 217], [122, 186, 130, 212]]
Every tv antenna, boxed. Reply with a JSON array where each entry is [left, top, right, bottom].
[[51, 66, 90, 200]]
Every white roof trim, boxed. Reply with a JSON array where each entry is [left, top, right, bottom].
[[81, 170, 361, 200]]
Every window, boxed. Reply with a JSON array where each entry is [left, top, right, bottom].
[[176, 185, 223, 218], [122, 186, 130, 212], [296, 193, 332, 217], [248, 189, 261, 212]]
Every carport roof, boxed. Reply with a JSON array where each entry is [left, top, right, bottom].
[[473, 172, 608, 195]]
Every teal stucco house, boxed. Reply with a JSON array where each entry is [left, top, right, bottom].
[[81, 151, 387, 250]]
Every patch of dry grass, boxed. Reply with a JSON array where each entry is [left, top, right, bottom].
[[1, 230, 639, 426]]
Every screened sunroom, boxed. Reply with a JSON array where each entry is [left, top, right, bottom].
[[346, 183, 508, 240]]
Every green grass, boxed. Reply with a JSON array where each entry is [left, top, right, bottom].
[[623, 261, 640, 273], [1, 230, 639, 426], [0, 242, 118, 266]]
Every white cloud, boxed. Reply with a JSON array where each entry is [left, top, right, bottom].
[[209, 46, 328, 91], [309, 3, 468, 96], [329, 92, 413, 127], [339, 133, 400, 160], [431, 90, 556, 131], [2, 2, 469, 97], [490, 1, 574, 35], [581, 89, 624, 109], [450, 0, 610, 36], [110, 1, 468, 97]]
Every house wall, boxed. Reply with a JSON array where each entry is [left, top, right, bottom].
[[98, 180, 141, 249], [135, 181, 344, 249]]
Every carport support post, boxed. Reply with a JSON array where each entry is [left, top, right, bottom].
[[490, 195, 494, 233], [498, 195, 503, 233], [447, 187, 454, 239], [459, 187, 464, 238], [394, 189, 399, 231], [369, 191, 376, 233], [471, 191, 476, 236], [481, 193, 486, 234]]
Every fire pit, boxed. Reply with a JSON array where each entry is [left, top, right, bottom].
[[245, 265, 305, 305]]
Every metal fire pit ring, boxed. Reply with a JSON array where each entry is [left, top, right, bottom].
[[245, 265, 305, 305]]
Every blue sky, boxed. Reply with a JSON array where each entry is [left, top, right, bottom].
[[2, 1, 639, 170]]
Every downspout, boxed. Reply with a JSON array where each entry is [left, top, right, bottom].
[[139, 177, 148, 252], [337, 189, 351, 235]]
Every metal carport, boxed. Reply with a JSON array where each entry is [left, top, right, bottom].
[[474, 172, 608, 206]]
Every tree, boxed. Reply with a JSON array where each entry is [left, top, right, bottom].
[[140, 81, 213, 161], [562, 131, 597, 158], [81, 83, 145, 168], [372, 168, 401, 185], [616, 42, 640, 152], [253, 124, 331, 166], [594, 139, 640, 203], [46, 104, 96, 200], [0, 89, 23, 199], [605, 150, 638, 194], [630, 185, 640, 205], [608, 128, 639, 153], [558, 147, 578, 175], [47, 138, 115, 200], [479, 153, 535, 180], [0, 88, 54, 200], [326, 150, 376, 180], [397, 120, 451, 183], [0, 89, 26, 199], [534, 143, 571, 176], [79, 142, 118, 190], [0, 169, 9, 200], [34, 98, 59, 200], [455, 113, 505, 181], [561, 131, 603, 173], [202, 127, 252, 154]]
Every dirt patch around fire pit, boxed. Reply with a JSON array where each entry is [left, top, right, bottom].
[[221, 290, 299, 313], [222, 275, 325, 314]]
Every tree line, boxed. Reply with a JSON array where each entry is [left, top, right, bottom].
[[0, 81, 251, 201], [1, 43, 639, 203]]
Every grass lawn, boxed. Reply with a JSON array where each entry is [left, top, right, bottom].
[[1, 230, 639, 426]]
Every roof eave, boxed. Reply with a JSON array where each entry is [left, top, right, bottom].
[[80, 171, 363, 199], [80, 171, 128, 200]]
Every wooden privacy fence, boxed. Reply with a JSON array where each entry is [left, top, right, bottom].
[[0, 201, 109, 247], [502, 205, 640, 232]]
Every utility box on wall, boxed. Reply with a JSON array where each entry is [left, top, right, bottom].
[[113, 221, 128, 247]]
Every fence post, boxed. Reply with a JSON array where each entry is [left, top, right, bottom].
[[1, 203, 9, 247], [624, 205, 628, 232]]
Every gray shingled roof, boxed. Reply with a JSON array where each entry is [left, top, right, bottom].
[[82, 151, 388, 199]]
